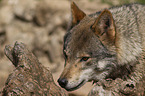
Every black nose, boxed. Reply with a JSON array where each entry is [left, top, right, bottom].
[[57, 78, 68, 88]]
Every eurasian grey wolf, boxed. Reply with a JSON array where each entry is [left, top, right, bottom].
[[58, 2, 145, 91]]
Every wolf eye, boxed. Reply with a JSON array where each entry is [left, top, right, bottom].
[[80, 57, 90, 62]]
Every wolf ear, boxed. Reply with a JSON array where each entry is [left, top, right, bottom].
[[71, 2, 86, 27], [91, 9, 116, 43]]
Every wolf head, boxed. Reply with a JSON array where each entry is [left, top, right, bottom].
[[58, 2, 118, 91]]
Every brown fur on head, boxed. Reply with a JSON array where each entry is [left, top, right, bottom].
[[57, 2, 118, 91], [71, 2, 86, 27]]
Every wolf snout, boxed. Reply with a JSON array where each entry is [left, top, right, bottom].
[[57, 78, 68, 88]]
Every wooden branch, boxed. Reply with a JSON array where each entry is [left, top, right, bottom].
[[88, 77, 145, 96], [1, 41, 68, 96]]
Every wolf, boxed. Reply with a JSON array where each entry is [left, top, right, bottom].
[[58, 2, 145, 91]]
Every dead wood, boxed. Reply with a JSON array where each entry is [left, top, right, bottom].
[[1, 41, 68, 96]]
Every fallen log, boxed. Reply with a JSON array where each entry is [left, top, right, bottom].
[[1, 41, 68, 96]]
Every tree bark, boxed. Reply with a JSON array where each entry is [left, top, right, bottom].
[[1, 41, 68, 96]]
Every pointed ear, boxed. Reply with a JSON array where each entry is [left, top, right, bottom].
[[91, 9, 116, 43], [71, 2, 86, 27]]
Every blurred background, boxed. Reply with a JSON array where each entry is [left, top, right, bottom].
[[0, 0, 144, 96]]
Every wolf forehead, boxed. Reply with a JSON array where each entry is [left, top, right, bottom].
[[63, 16, 109, 57]]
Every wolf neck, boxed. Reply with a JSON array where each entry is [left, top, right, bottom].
[[115, 31, 142, 65], [107, 60, 138, 80], [116, 36, 142, 65], [114, 13, 142, 65], [111, 23, 143, 79], [108, 51, 144, 80]]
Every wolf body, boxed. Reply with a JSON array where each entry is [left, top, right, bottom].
[[58, 2, 145, 91]]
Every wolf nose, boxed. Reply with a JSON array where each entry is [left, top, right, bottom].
[[57, 78, 68, 88]]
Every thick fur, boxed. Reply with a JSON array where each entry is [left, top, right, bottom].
[[58, 2, 145, 91]]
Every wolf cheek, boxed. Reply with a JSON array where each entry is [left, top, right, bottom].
[[58, 56, 117, 91]]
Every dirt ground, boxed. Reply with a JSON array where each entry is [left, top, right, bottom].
[[0, 0, 111, 95]]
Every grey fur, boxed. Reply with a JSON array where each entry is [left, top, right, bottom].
[[59, 3, 145, 91]]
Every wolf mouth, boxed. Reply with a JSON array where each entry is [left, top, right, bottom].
[[65, 80, 86, 91]]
